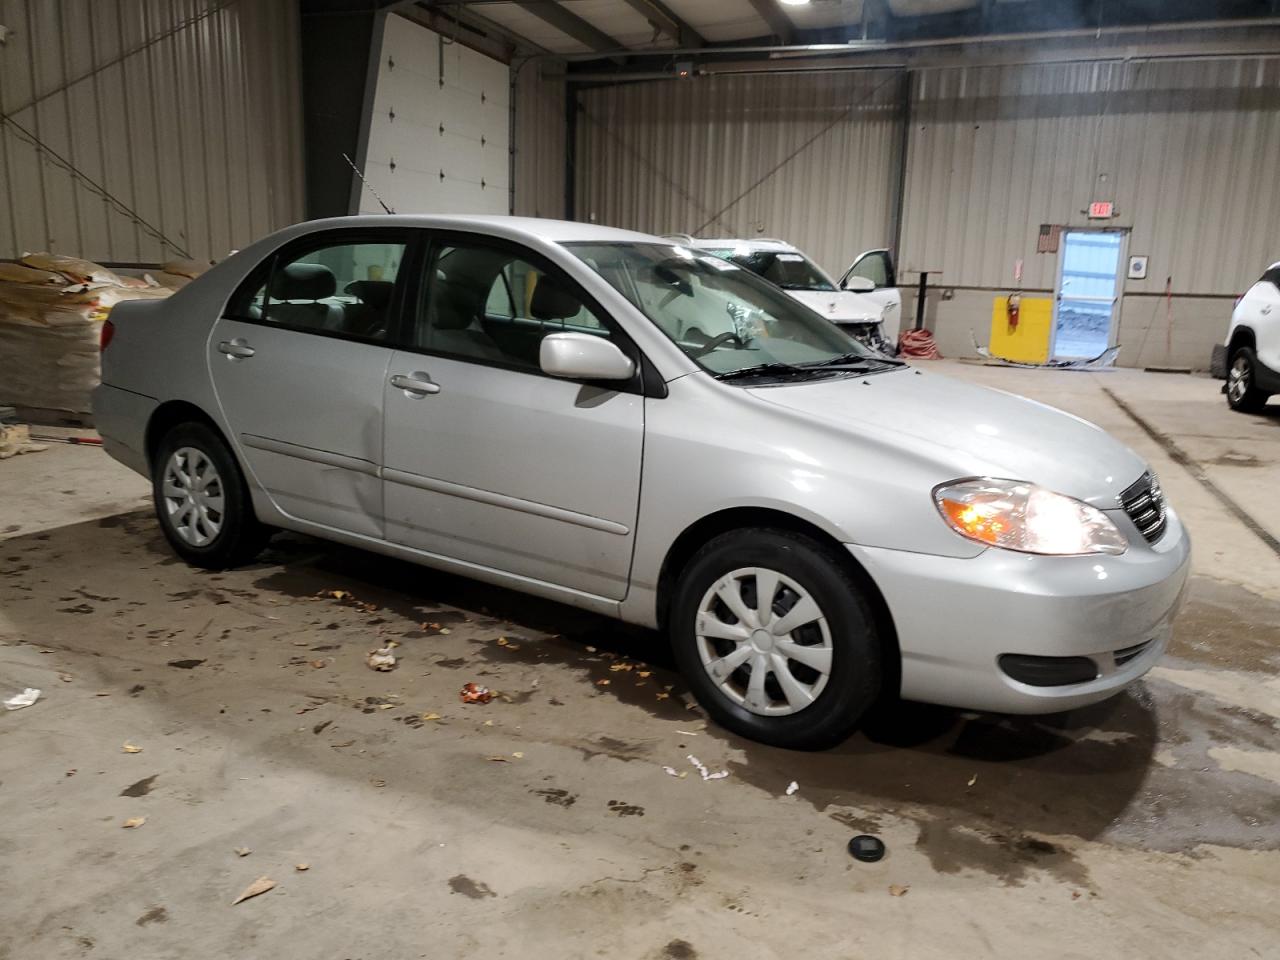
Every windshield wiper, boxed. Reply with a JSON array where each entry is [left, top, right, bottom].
[[801, 352, 905, 369], [714, 362, 809, 382]]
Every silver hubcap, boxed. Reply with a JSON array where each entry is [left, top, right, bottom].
[[162, 447, 225, 547], [695, 566, 833, 717], [1228, 356, 1251, 403]]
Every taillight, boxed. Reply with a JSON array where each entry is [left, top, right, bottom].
[[99, 319, 115, 351]]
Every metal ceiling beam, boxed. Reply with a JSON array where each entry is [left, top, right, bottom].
[[513, 0, 628, 52], [616, 0, 706, 47], [746, 0, 796, 45]]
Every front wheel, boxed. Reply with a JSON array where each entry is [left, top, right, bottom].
[[1227, 347, 1269, 413], [670, 529, 883, 750], [152, 421, 270, 569]]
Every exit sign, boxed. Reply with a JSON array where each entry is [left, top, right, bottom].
[[1088, 201, 1115, 219]]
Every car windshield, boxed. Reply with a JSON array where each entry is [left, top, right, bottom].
[[712, 248, 837, 292], [565, 242, 881, 379]]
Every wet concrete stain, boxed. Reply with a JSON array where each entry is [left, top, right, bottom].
[[167, 659, 205, 670], [127, 685, 145, 696], [447, 875, 496, 899], [828, 810, 882, 835], [57, 603, 94, 614], [915, 820, 1090, 888], [134, 906, 168, 926], [313, 720, 332, 735], [607, 799, 645, 817], [1208, 451, 1263, 467], [1171, 577, 1280, 673], [663, 940, 698, 959], [120, 775, 158, 798], [532, 787, 577, 808]]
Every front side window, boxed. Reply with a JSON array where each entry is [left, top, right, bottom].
[[415, 240, 613, 371], [846, 251, 893, 289], [567, 242, 886, 379], [229, 239, 406, 341]]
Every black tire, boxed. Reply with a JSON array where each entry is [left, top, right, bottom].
[[670, 528, 882, 750], [1226, 347, 1269, 413], [151, 421, 270, 569]]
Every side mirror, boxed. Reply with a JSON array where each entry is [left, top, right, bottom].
[[843, 275, 876, 293], [540, 332, 635, 382]]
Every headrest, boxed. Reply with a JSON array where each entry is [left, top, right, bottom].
[[271, 262, 335, 301], [345, 280, 394, 309], [530, 278, 582, 321], [431, 282, 477, 330]]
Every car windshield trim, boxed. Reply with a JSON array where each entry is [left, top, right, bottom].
[[562, 241, 883, 380]]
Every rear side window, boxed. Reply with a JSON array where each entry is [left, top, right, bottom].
[[226, 238, 408, 342], [1261, 266, 1280, 290]]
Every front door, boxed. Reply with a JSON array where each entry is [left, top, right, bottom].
[[839, 249, 902, 341], [207, 230, 413, 538], [381, 233, 645, 600], [1053, 230, 1125, 360]]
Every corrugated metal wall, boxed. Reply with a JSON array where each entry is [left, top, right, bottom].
[[900, 58, 1280, 295], [575, 71, 904, 275], [0, 0, 304, 265], [512, 63, 566, 220]]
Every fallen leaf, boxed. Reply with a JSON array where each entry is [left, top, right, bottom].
[[637, 671, 652, 678], [122, 816, 146, 829], [512, 752, 524, 759], [422, 712, 442, 722], [596, 679, 611, 686], [482, 720, 494, 727], [497, 637, 509, 646], [609, 662, 633, 672], [786, 781, 799, 796], [585, 646, 597, 653], [122, 743, 143, 754], [366, 647, 397, 672], [439, 628, 451, 635], [309, 659, 327, 669], [295, 863, 310, 872], [1071, 890, 1081, 900], [331, 740, 356, 748], [487, 756, 510, 763], [889, 884, 910, 897], [967, 774, 978, 787], [234, 847, 252, 858], [59, 673, 74, 682], [655, 692, 669, 700], [232, 876, 276, 905], [66, 769, 77, 777], [370, 778, 386, 787], [378, 703, 393, 710]]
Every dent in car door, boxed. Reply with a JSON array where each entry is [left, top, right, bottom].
[[207, 232, 412, 538], [380, 236, 644, 600]]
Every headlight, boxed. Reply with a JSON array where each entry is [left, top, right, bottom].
[[934, 478, 1128, 556]]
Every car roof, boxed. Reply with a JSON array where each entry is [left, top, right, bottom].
[[685, 237, 801, 254], [291, 214, 663, 245]]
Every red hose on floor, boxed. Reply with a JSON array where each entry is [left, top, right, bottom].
[[898, 328, 942, 359]]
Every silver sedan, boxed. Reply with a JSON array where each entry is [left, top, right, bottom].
[[93, 215, 1190, 748]]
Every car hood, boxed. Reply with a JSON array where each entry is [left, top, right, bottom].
[[747, 368, 1147, 506], [786, 289, 882, 324]]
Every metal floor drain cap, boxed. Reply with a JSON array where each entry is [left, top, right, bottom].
[[848, 834, 886, 862]]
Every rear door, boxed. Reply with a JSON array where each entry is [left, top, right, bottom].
[[380, 232, 645, 600], [207, 228, 416, 538], [839, 249, 902, 338]]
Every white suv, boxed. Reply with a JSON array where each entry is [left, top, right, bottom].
[[1220, 262, 1280, 412], [675, 237, 902, 355]]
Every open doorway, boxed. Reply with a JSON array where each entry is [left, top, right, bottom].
[[1053, 230, 1126, 359]]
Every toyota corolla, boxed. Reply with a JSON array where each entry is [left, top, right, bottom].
[[93, 216, 1190, 749]]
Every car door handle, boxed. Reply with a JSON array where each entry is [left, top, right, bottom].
[[390, 373, 441, 396], [217, 340, 255, 359]]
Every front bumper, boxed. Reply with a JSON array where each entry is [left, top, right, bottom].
[[849, 507, 1191, 714]]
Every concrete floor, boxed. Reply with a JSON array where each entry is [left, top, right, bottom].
[[2, 364, 1278, 959]]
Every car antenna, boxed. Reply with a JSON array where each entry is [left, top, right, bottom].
[[342, 152, 395, 215]]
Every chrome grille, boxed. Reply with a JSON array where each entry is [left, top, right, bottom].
[[1119, 472, 1167, 544]]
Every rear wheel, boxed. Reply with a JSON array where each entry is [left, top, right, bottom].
[[152, 421, 269, 569], [670, 528, 882, 750], [1227, 347, 1269, 413]]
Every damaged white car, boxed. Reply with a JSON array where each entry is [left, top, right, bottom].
[[678, 237, 902, 354]]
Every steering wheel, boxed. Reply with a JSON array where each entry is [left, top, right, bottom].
[[690, 330, 745, 358]]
